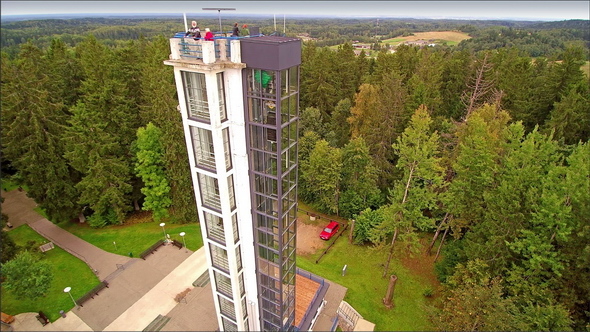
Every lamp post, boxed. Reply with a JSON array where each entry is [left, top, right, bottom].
[[202, 7, 236, 34], [180, 232, 187, 252], [64, 286, 78, 307], [160, 222, 167, 242]]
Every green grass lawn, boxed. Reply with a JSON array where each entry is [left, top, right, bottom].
[[382, 38, 405, 45], [0, 176, 25, 192], [0, 225, 100, 322], [297, 228, 438, 331], [58, 220, 204, 256]]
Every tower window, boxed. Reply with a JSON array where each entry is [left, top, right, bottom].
[[182, 71, 209, 122]]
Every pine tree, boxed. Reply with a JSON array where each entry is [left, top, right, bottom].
[[64, 36, 136, 222], [327, 98, 352, 148], [1, 42, 79, 222], [544, 81, 590, 145]]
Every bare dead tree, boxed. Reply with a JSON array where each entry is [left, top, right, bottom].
[[461, 53, 496, 120], [486, 88, 505, 111], [382, 164, 414, 278], [427, 212, 450, 256], [383, 274, 398, 308], [434, 225, 450, 263]]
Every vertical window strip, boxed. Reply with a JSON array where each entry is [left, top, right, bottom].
[[232, 213, 239, 243], [222, 128, 232, 170], [242, 297, 248, 319], [235, 245, 242, 271], [217, 72, 227, 121], [227, 175, 236, 211], [238, 273, 245, 297]]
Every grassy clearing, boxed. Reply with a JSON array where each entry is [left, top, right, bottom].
[[297, 224, 439, 331], [382, 31, 471, 46], [0, 225, 100, 322], [0, 176, 24, 192], [582, 61, 590, 77], [58, 220, 203, 256]]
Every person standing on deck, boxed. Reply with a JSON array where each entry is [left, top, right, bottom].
[[241, 24, 250, 36], [232, 22, 240, 37], [204, 28, 214, 41], [185, 20, 201, 39]]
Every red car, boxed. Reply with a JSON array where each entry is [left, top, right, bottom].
[[320, 221, 340, 240]]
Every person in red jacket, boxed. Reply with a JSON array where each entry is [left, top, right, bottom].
[[204, 28, 214, 41]]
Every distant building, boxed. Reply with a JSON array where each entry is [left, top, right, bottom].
[[352, 43, 371, 49]]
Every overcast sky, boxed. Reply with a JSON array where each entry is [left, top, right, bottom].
[[2, 1, 589, 21]]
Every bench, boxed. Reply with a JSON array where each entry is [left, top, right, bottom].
[[36, 311, 49, 326], [75, 281, 109, 307], [139, 239, 165, 260], [39, 242, 55, 253], [171, 239, 183, 249], [1, 312, 15, 324]]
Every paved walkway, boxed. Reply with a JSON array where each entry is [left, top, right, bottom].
[[103, 247, 210, 331], [1, 189, 131, 280], [75, 244, 195, 331], [311, 279, 348, 331], [1, 188, 217, 331]]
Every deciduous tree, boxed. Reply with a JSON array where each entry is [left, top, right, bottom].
[[134, 123, 171, 221], [372, 106, 444, 277], [1, 251, 54, 300]]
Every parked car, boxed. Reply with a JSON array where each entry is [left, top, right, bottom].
[[320, 221, 340, 240]]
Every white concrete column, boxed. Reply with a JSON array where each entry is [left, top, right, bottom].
[[202, 41, 216, 64], [169, 38, 181, 60], [230, 40, 241, 63]]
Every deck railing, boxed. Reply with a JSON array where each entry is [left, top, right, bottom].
[[170, 32, 263, 63]]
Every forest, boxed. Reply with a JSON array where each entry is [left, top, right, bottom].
[[1, 16, 589, 330]]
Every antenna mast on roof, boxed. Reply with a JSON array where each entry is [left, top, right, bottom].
[[183, 13, 188, 33], [202, 7, 236, 33], [283, 14, 286, 35]]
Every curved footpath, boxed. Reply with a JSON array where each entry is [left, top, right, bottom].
[[0, 189, 215, 331], [1, 189, 131, 280]]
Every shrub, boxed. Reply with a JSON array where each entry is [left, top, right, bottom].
[[87, 214, 108, 228], [87, 209, 118, 228], [423, 288, 434, 297], [434, 239, 468, 283]]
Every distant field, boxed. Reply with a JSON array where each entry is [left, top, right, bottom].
[[324, 31, 470, 54], [383, 30, 471, 45], [582, 61, 590, 77]]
